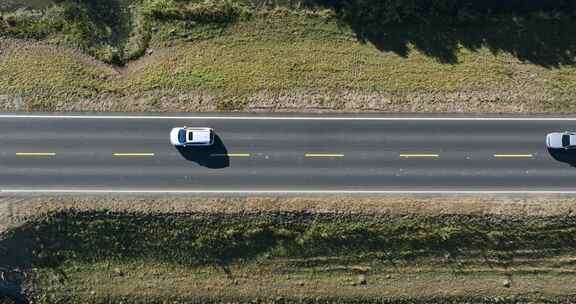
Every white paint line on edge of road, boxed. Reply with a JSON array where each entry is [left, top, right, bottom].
[[400, 153, 439, 158], [493, 154, 534, 158], [113, 153, 155, 157], [210, 153, 251, 157], [15, 152, 56, 156], [305, 153, 345, 157], [4, 189, 576, 194], [2, 115, 576, 121]]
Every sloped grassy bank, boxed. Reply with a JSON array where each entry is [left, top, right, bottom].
[[1, 1, 576, 113], [3, 198, 576, 303]]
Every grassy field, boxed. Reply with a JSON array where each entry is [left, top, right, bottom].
[[3, 196, 576, 303], [0, 0, 575, 112]]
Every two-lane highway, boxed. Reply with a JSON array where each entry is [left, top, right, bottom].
[[1, 114, 576, 193]]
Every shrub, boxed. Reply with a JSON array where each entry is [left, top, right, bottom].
[[182, 1, 242, 24], [93, 44, 123, 64], [0, 9, 47, 39], [142, 0, 181, 20], [143, 0, 245, 24]]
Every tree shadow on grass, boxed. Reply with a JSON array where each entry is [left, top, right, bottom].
[[301, 0, 576, 67], [4, 211, 576, 300], [0, 213, 285, 268], [0, 269, 27, 304], [359, 19, 576, 67]]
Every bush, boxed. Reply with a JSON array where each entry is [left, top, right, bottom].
[[142, 0, 181, 19], [182, 1, 243, 23], [92, 44, 123, 64], [143, 0, 246, 24], [0, 9, 47, 39]]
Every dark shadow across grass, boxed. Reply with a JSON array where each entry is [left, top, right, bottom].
[[298, 0, 576, 67], [3, 211, 576, 270]]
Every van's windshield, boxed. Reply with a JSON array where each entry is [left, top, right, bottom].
[[562, 134, 570, 147]]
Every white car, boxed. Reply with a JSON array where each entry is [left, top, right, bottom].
[[170, 127, 214, 146], [546, 131, 576, 149]]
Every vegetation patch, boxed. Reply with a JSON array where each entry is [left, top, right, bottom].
[[0, 0, 140, 65], [3, 196, 576, 303], [0, 0, 575, 112]]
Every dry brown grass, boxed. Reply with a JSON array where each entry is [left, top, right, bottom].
[[3, 195, 576, 234], [50, 260, 576, 301]]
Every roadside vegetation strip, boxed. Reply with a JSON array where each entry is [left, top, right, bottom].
[[8, 115, 576, 121], [4, 202, 576, 303], [8, 190, 576, 194], [1, 3, 576, 113]]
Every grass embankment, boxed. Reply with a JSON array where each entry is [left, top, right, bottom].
[[0, 0, 576, 112], [3, 197, 576, 303]]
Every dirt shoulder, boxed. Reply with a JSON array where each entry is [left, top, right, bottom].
[[3, 196, 576, 303], [3, 195, 576, 231], [3, 195, 576, 239]]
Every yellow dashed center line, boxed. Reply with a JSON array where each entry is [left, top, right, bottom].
[[305, 153, 344, 158], [113, 153, 155, 157], [211, 153, 251, 157], [494, 154, 533, 158], [400, 153, 439, 158], [10, 150, 538, 162], [16, 152, 56, 156]]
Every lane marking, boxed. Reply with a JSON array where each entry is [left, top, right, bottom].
[[113, 153, 155, 157], [305, 153, 345, 158], [210, 153, 251, 157], [4, 189, 576, 194], [16, 152, 56, 156], [494, 154, 534, 158], [400, 153, 439, 158], [2, 114, 576, 121]]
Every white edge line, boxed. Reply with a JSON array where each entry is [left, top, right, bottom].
[[0, 115, 576, 121], [3, 189, 576, 194], [493, 154, 534, 158], [113, 153, 155, 156]]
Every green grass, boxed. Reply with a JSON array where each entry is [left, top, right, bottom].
[[33, 260, 576, 303], [6, 209, 576, 267], [0, 42, 112, 110], [4, 209, 576, 303], [0, 0, 139, 64], [142, 17, 507, 93], [0, 1, 576, 112]]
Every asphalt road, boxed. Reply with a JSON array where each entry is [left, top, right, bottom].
[[2, 114, 576, 193]]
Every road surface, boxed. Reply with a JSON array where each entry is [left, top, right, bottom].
[[1, 114, 576, 193]]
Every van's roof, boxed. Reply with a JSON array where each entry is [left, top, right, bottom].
[[186, 128, 212, 144]]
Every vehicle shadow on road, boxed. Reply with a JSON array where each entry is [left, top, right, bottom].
[[548, 148, 576, 167], [175, 134, 230, 169]]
